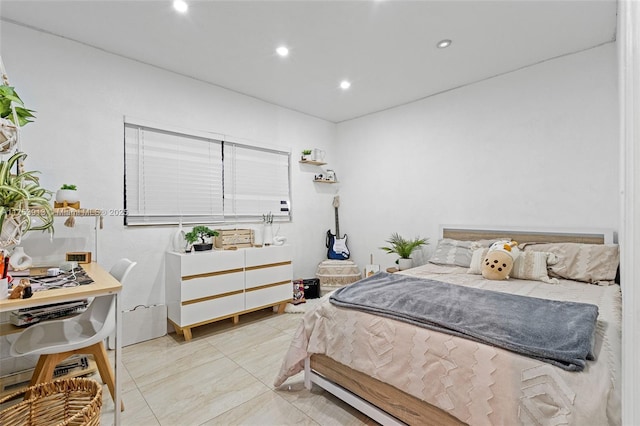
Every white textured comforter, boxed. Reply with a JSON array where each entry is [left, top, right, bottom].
[[274, 263, 622, 426]]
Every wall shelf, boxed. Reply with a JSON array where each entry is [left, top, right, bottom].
[[300, 158, 337, 183]]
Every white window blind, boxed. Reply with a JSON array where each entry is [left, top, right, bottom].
[[224, 142, 291, 221], [124, 122, 291, 225]]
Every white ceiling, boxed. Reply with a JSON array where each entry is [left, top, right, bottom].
[[0, 0, 617, 123]]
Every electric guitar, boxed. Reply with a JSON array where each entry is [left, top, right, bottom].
[[326, 196, 350, 260]]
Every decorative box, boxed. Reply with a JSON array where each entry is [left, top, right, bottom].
[[213, 229, 254, 249]]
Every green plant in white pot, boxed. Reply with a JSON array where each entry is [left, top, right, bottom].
[[0, 152, 54, 248], [380, 233, 429, 271], [56, 184, 80, 205]]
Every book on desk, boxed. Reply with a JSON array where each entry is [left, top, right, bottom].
[[9, 299, 89, 326]]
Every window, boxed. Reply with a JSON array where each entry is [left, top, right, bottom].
[[223, 143, 291, 221], [124, 121, 291, 225]]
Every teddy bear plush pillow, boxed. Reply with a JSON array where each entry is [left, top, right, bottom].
[[469, 247, 559, 284], [480, 240, 519, 280]]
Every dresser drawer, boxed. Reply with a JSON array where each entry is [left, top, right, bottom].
[[245, 282, 292, 310], [180, 293, 244, 326], [180, 250, 244, 276], [245, 263, 292, 290], [245, 245, 292, 267], [181, 271, 244, 301]]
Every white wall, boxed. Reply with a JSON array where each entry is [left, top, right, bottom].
[[0, 22, 337, 313], [335, 43, 619, 271]]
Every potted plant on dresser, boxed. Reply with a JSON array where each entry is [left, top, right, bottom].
[[185, 226, 219, 251], [380, 232, 429, 271]]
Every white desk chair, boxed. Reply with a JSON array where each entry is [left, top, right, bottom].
[[10, 259, 137, 411]]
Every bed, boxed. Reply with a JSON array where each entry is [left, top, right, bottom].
[[274, 227, 622, 425]]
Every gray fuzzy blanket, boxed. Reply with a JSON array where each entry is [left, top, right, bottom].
[[329, 272, 598, 371]]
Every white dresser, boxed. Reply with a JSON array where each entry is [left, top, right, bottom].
[[165, 245, 292, 341]]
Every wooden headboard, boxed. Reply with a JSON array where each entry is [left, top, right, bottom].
[[441, 226, 614, 245]]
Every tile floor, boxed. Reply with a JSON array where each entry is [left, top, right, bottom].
[[99, 304, 378, 425]]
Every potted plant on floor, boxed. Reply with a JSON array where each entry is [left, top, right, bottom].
[[0, 152, 54, 248], [185, 226, 219, 251], [380, 233, 429, 271]]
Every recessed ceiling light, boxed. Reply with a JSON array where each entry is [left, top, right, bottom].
[[340, 80, 351, 90], [173, 0, 188, 13], [276, 46, 289, 57], [437, 39, 452, 49]]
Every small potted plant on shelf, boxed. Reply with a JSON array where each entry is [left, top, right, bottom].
[[379, 232, 429, 271], [301, 149, 312, 161], [55, 184, 80, 207], [185, 226, 219, 251]]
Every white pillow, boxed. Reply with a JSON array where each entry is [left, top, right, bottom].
[[510, 251, 559, 284], [430, 239, 496, 268], [467, 247, 489, 274], [522, 243, 619, 284]]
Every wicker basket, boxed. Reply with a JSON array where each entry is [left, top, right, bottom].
[[0, 378, 102, 426]]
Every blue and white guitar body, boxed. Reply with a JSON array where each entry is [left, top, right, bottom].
[[326, 196, 350, 260], [327, 231, 350, 260]]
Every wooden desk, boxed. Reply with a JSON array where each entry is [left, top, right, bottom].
[[0, 262, 123, 424], [0, 262, 120, 313]]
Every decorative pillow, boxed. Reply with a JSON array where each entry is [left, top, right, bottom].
[[469, 248, 559, 284], [510, 251, 559, 284], [522, 243, 619, 284], [468, 247, 489, 274], [429, 239, 491, 267]]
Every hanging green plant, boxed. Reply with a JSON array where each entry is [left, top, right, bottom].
[[0, 85, 35, 127], [0, 84, 36, 153], [0, 151, 54, 248]]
